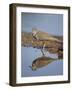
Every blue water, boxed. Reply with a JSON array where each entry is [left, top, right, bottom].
[[21, 47, 63, 77]]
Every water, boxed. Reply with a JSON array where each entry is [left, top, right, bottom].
[[21, 47, 63, 77]]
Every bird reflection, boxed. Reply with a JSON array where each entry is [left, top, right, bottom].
[[29, 57, 59, 71]]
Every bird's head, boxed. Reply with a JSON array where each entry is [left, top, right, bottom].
[[32, 28, 38, 36]]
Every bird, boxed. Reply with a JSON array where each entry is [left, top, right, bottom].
[[32, 28, 61, 42], [32, 28, 63, 57]]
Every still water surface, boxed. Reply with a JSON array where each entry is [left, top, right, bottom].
[[21, 47, 63, 77]]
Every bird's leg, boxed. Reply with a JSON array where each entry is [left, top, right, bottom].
[[41, 48, 45, 56], [41, 42, 46, 56]]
